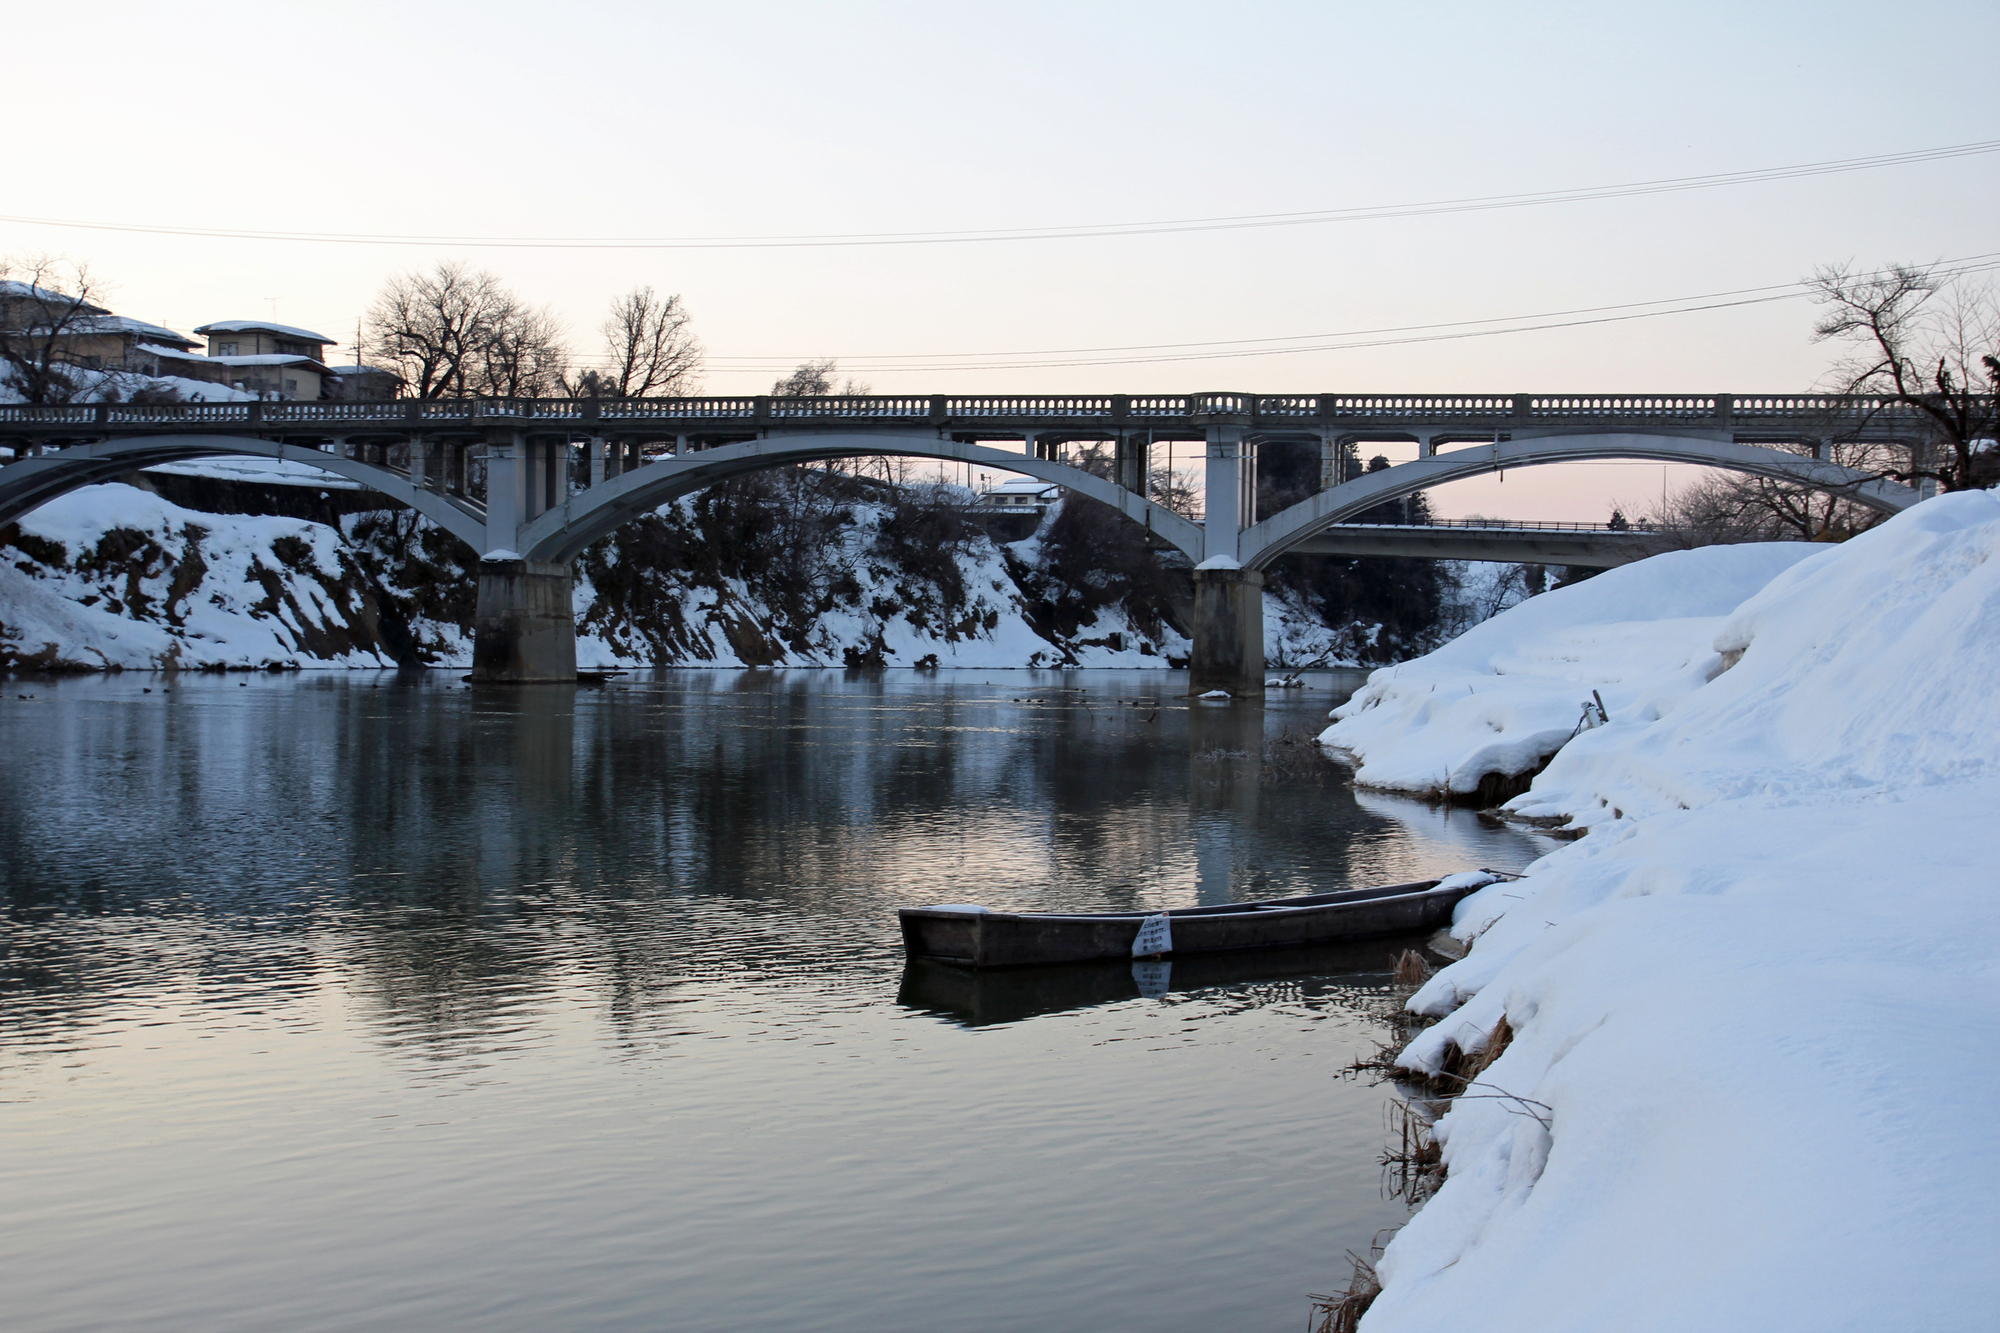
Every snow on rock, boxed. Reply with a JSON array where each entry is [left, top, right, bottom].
[[3, 483, 1200, 671], [1360, 492, 2000, 1332], [0, 484, 435, 669], [1318, 543, 1819, 797]]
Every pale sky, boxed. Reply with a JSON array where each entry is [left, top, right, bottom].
[[9, 0, 1995, 520]]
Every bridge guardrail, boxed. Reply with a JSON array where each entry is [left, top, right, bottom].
[[0, 391, 1973, 442]]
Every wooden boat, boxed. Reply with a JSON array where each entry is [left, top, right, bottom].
[[898, 875, 1491, 968]]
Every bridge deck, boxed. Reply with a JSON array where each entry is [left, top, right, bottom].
[[0, 390, 1963, 446]]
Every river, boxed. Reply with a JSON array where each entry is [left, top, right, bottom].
[[0, 669, 1552, 1333]]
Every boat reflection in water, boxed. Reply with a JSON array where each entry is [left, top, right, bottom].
[[898, 933, 1433, 1027]]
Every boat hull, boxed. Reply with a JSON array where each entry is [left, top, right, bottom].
[[898, 878, 1480, 967]]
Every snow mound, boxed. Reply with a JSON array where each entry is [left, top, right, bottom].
[[1509, 490, 2000, 828], [1358, 492, 2000, 1332], [1318, 543, 1819, 796]]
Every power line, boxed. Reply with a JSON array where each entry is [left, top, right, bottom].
[[682, 255, 2000, 373], [5, 142, 1996, 251]]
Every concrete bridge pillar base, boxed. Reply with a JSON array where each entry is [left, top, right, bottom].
[[1189, 567, 1265, 699], [472, 559, 578, 682]]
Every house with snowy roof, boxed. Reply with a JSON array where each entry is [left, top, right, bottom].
[[193, 319, 338, 400], [0, 279, 109, 331], [10, 312, 204, 376], [324, 363, 404, 400], [980, 476, 1062, 511]]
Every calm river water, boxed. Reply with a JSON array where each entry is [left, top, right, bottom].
[[0, 669, 1551, 1333]]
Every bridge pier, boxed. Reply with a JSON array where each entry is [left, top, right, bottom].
[[472, 559, 578, 682], [1115, 432, 1149, 494], [1189, 567, 1264, 699]]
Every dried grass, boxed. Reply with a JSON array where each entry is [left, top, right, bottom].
[[1391, 948, 1434, 989], [1309, 1236, 1391, 1333], [1340, 949, 1441, 1081], [1317, 962, 1524, 1329], [1381, 1099, 1446, 1205]]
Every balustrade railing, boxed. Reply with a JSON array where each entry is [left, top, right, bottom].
[[1318, 395, 1516, 418], [0, 392, 1974, 446]]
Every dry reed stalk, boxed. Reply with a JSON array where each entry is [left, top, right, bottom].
[[1391, 948, 1434, 989], [1309, 1241, 1389, 1333]]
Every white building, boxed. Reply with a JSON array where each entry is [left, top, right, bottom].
[[980, 477, 1062, 511]]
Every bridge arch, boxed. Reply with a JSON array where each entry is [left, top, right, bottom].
[[0, 434, 489, 554], [1240, 433, 1920, 569], [515, 432, 1204, 564]]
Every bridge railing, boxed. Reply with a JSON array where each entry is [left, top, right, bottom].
[[0, 392, 1975, 439], [1318, 394, 1517, 419], [1353, 516, 1663, 533]]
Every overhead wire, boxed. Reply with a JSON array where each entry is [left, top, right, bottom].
[[3, 141, 1996, 251], [598, 254, 2000, 374]]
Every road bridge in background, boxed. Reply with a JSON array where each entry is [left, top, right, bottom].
[[1290, 519, 1678, 566], [0, 391, 1940, 693]]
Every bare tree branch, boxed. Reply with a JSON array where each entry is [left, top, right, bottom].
[[1808, 261, 2000, 492], [363, 262, 569, 400], [0, 252, 111, 404], [569, 287, 702, 398]]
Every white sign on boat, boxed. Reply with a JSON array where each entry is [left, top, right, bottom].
[[1131, 913, 1173, 957]]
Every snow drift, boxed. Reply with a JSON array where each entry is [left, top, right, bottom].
[[1319, 543, 1820, 798], [1356, 492, 2000, 1332]]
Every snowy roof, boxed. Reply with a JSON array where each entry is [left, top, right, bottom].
[[18, 316, 199, 347], [136, 343, 215, 360], [0, 279, 110, 316], [60, 315, 199, 347], [986, 477, 1061, 494], [193, 319, 337, 344], [327, 363, 403, 378], [208, 353, 329, 368], [144, 457, 360, 488]]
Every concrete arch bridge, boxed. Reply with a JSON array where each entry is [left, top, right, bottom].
[[0, 391, 1936, 693]]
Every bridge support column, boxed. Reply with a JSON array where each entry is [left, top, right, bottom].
[[472, 559, 577, 683], [1115, 433, 1149, 494], [1202, 425, 1252, 561], [1189, 566, 1265, 699]]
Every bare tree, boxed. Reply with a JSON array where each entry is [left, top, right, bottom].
[[1647, 465, 1889, 545], [771, 360, 895, 478], [567, 287, 702, 398], [1149, 464, 1202, 520], [366, 262, 508, 399], [0, 253, 110, 404], [772, 359, 869, 398], [478, 303, 569, 398], [364, 262, 569, 399], [1809, 261, 2000, 492]]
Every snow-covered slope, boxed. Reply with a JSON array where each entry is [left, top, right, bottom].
[[1319, 544, 1820, 797], [0, 484, 456, 669], [1, 483, 1205, 670], [1357, 492, 2000, 1332]]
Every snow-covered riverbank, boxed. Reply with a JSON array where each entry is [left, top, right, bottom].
[[1330, 492, 2000, 1330], [0, 477, 1389, 672]]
